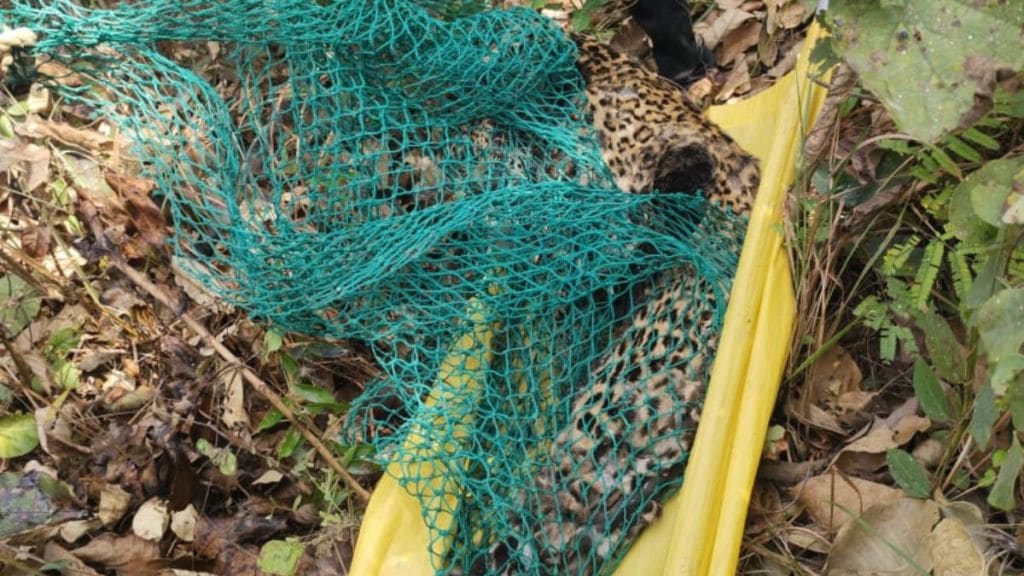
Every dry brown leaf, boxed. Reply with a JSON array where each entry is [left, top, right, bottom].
[[72, 532, 161, 575], [122, 357, 140, 378], [98, 484, 132, 527], [767, 38, 801, 78], [47, 304, 93, 340], [100, 285, 146, 315], [35, 60, 83, 86], [807, 346, 864, 407], [792, 345, 873, 433], [34, 405, 58, 456], [937, 497, 984, 527], [10, 312, 50, 355], [171, 504, 199, 542], [929, 517, 986, 576], [303, 554, 348, 576], [39, 246, 85, 295], [696, 8, 755, 51], [18, 117, 109, 152], [172, 256, 222, 308], [253, 470, 285, 486], [214, 546, 262, 576], [58, 518, 100, 543], [758, 32, 779, 67], [39, 403, 79, 458], [835, 390, 876, 413], [105, 172, 167, 249], [778, 1, 807, 29], [104, 381, 156, 412], [885, 397, 921, 427], [61, 155, 123, 212], [22, 351, 55, 394], [43, 541, 103, 576], [714, 0, 747, 11], [758, 457, 829, 484], [796, 473, 904, 533], [826, 497, 938, 576], [784, 527, 831, 553], [844, 419, 898, 454], [24, 85, 50, 114], [0, 140, 51, 192], [746, 482, 785, 532], [716, 56, 752, 102], [935, 496, 988, 553], [220, 365, 249, 429], [193, 515, 293, 575], [132, 497, 169, 541], [718, 20, 763, 66], [835, 416, 923, 474], [800, 405, 847, 433], [193, 514, 290, 559], [686, 77, 714, 102], [764, 0, 778, 35], [20, 225, 51, 259], [892, 414, 931, 445], [835, 452, 887, 475], [911, 438, 946, 468]]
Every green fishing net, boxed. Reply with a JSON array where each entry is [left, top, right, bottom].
[[3, 0, 744, 573]]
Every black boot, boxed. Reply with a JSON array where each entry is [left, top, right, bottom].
[[628, 0, 714, 86]]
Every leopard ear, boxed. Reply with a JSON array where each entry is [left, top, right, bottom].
[[651, 143, 715, 195]]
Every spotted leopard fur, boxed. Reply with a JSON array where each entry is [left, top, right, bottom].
[[575, 36, 759, 210], [471, 36, 761, 576]]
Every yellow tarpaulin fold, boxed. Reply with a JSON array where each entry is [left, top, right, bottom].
[[350, 22, 831, 576]]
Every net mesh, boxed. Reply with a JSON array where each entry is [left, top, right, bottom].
[[3, 0, 745, 573]]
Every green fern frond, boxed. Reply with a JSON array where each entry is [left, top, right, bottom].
[[921, 186, 954, 216], [962, 127, 1001, 151], [948, 247, 974, 304], [880, 323, 899, 362], [993, 88, 1024, 119], [913, 154, 941, 184], [854, 296, 886, 328], [943, 134, 982, 163], [910, 239, 944, 309], [925, 145, 962, 179], [882, 236, 921, 276], [887, 276, 913, 308], [1009, 248, 1024, 282]]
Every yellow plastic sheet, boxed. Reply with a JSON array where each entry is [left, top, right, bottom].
[[350, 22, 832, 576]]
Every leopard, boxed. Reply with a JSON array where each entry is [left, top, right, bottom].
[[330, 4, 760, 572], [466, 30, 761, 576]]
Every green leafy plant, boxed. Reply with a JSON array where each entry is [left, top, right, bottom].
[[0, 274, 42, 337], [45, 327, 81, 391], [825, 0, 1024, 142], [254, 337, 379, 489], [886, 448, 931, 499], [810, 19, 1024, 506], [0, 414, 39, 458], [569, 0, 608, 32], [258, 538, 304, 576], [852, 147, 1023, 509]]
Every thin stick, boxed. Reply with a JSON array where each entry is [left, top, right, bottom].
[[80, 200, 372, 504]]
